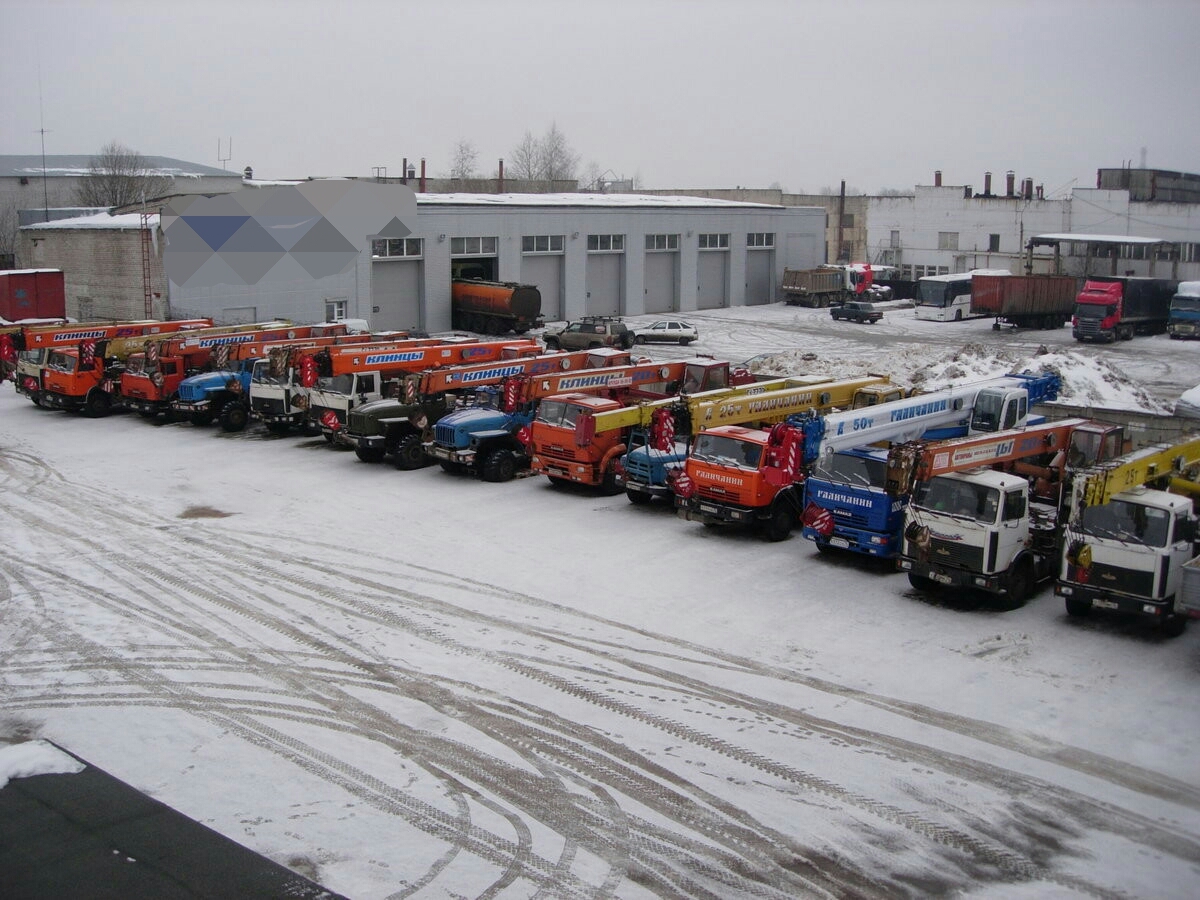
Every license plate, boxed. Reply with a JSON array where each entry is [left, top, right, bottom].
[[830, 537, 850, 549], [1093, 598, 1119, 610], [930, 572, 952, 585], [699, 503, 719, 515]]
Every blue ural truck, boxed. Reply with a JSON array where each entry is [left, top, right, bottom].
[[1168, 281, 1200, 339]]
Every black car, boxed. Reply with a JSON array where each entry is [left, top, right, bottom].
[[830, 301, 883, 324]]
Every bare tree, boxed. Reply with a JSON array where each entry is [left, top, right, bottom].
[[74, 141, 173, 208], [0, 202, 18, 268], [579, 162, 603, 193], [508, 131, 543, 182], [540, 122, 579, 183], [448, 139, 479, 180]]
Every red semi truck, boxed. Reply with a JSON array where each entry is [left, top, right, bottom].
[[1072, 276, 1178, 342]]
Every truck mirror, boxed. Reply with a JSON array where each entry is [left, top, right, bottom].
[[575, 413, 595, 447]]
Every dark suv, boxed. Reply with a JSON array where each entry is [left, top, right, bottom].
[[830, 301, 883, 324], [543, 316, 634, 350]]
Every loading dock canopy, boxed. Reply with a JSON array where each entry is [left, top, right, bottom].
[[1027, 233, 1169, 249]]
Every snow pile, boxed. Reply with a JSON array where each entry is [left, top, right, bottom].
[[0, 740, 84, 789], [745, 342, 1169, 413]]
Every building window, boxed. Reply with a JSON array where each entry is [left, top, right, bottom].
[[937, 266, 950, 275], [698, 233, 729, 250], [841, 214, 855, 228], [325, 299, 347, 321], [372, 237, 424, 258], [645, 233, 679, 251], [522, 234, 565, 253], [587, 234, 624, 252], [988, 234, 1000, 252], [746, 232, 774, 248], [450, 236, 498, 255], [937, 232, 959, 251], [890, 230, 900, 248]]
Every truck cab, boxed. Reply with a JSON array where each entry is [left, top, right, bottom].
[[529, 393, 629, 492], [1168, 281, 1200, 340], [1057, 488, 1198, 635], [898, 469, 1054, 608]]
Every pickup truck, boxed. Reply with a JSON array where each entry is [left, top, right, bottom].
[[830, 301, 882, 324]]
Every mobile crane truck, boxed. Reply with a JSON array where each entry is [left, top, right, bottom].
[[39, 320, 286, 417], [7, 318, 211, 406], [575, 375, 894, 505], [298, 337, 541, 442], [119, 322, 331, 420], [170, 327, 382, 427], [434, 356, 729, 483], [344, 348, 622, 469], [801, 372, 1065, 557], [1055, 435, 1200, 635], [244, 335, 448, 434], [676, 372, 1060, 542]]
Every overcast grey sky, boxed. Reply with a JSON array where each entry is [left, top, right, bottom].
[[4, 0, 1197, 196]]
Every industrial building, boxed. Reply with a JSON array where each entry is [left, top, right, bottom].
[[19, 189, 824, 330]]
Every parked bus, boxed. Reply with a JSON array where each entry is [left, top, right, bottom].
[[913, 269, 1011, 322]]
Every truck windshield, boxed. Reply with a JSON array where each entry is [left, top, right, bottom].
[[1079, 500, 1170, 547], [811, 452, 886, 488], [913, 477, 1000, 523], [316, 374, 354, 394], [1073, 302, 1113, 320], [125, 356, 147, 376], [18, 348, 47, 364], [916, 283, 950, 307], [535, 399, 581, 427], [252, 360, 289, 386], [691, 433, 762, 468], [45, 351, 75, 372], [1171, 297, 1200, 313], [969, 391, 1004, 431]]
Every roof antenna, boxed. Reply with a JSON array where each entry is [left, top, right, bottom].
[[217, 137, 231, 170], [38, 62, 51, 222]]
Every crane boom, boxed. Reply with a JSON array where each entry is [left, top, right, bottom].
[[884, 418, 1091, 496], [1072, 435, 1200, 509]]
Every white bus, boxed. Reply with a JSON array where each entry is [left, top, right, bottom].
[[913, 269, 1011, 322]]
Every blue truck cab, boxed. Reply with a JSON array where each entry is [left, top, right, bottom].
[[172, 358, 257, 429], [1168, 281, 1200, 339], [425, 386, 535, 482], [801, 449, 904, 557]]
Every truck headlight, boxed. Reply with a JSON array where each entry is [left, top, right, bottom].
[[898, 560, 912, 571], [974, 577, 988, 587], [1144, 604, 1159, 615], [1059, 585, 1073, 596]]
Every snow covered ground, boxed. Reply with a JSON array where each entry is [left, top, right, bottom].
[[2, 303, 1199, 899]]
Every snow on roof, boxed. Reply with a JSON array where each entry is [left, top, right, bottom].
[[22, 211, 158, 231], [0, 154, 238, 179], [415, 192, 782, 209], [1032, 233, 1169, 245], [0, 268, 62, 274]]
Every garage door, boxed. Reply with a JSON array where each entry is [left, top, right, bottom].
[[371, 260, 422, 333], [745, 251, 773, 305], [697, 252, 728, 309], [585, 254, 623, 316], [521, 255, 563, 322], [644, 252, 678, 314]]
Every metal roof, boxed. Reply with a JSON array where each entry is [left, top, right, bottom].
[[0, 155, 239, 179], [1030, 233, 1169, 245]]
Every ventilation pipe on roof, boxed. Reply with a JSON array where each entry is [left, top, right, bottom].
[[498, 159, 504, 193], [401, 158, 408, 185], [1006, 171, 1015, 197], [983, 171, 993, 196], [1023, 178, 1034, 201], [934, 170, 942, 187], [964, 185, 973, 199], [1036, 184, 1044, 200], [420, 158, 426, 193]]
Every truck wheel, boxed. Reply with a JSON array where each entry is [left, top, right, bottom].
[[190, 410, 215, 426], [83, 390, 112, 418], [393, 433, 427, 470], [626, 488, 652, 505], [998, 561, 1033, 610], [1064, 596, 1091, 617], [355, 446, 385, 463], [482, 448, 517, 482], [907, 572, 940, 592], [1162, 611, 1188, 638], [763, 504, 794, 542], [600, 465, 623, 495], [219, 403, 248, 432]]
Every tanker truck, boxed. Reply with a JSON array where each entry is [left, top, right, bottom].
[[451, 279, 542, 334]]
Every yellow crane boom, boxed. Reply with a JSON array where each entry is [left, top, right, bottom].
[[1073, 434, 1200, 509]]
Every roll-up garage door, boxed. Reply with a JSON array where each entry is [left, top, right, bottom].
[[371, 260, 422, 332], [644, 252, 678, 314]]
